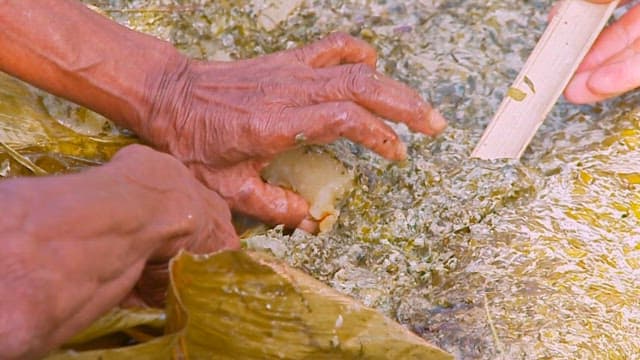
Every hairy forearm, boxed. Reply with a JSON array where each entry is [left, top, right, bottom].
[[0, 158, 193, 359], [0, 0, 185, 136]]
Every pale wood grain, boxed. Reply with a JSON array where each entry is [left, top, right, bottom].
[[472, 0, 620, 160]]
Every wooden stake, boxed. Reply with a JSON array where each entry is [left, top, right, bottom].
[[471, 0, 620, 160]]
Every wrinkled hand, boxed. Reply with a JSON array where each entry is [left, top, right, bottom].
[[111, 145, 239, 307], [562, 0, 640, 103], [145, 33, 447, 230]]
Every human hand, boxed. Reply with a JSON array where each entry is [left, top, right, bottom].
[[143, 33, 447, 230], [563, 0, 640, 103], [0, 3, 444, 230], [0, 144, 239, 357], [109, 145, 239, 307]]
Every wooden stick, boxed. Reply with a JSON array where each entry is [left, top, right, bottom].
[[471, 0, 620, 160]]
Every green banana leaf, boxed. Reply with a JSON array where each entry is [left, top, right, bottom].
[[47, 251, 451, 359]]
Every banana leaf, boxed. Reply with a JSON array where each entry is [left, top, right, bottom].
[[0, 72, 134, 176], [47, 251, 451, 359], [63, 308, 166, 347]]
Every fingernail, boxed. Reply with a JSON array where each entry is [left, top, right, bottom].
[[395, 142, 407, 160], [298, 217, 319, 234], [429, 109, 448, 134]]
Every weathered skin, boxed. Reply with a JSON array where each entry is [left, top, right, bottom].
[[0, 0, 447, 230], [0, 144, 239, 359], [0, 0, 446, 357], [161, 41, 447, 229]]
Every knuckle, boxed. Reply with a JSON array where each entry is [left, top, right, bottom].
[[254, 110, 284, 137], [339, 101, 363, 115], [331, 102, 363, 130], [351, 62, 374, 76], [344, 63, 373, 94]]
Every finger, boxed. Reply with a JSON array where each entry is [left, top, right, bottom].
[[196, 163, 314, 229], [566, 48, 640, 103], [284, 101, 407, 161], [229, 177, 313, 229], [576, 3, 640, 73], [566, 33, 640, 103], [291, 32, 378, 68], [298, 216, 319, 234], [200, 191, 242, 251], [307, 63, 447, 136], [565, 70, 608, 103]]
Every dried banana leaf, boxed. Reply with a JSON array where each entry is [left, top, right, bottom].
[[0, 73, 54, 150], [63, 308, 166, 347], [0, 72, 135, 176], [48, 251, 451, 359], [0, 141, 47, 175]]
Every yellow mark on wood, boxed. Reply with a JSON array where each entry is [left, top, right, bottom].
[[507, 87, 527, 102]]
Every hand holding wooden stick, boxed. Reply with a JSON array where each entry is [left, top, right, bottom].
[[472, 0, 620, 160]]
